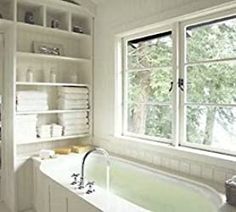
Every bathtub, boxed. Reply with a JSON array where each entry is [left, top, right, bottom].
[[33, 153, 225, 212]]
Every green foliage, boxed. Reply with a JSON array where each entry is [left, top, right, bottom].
[[127, 18, 236, 146]]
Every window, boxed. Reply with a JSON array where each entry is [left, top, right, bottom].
[[121, 11, 236, 155], [123, 31, 174, 142], [182, 15, 236, 153]]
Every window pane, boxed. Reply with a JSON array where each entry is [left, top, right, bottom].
[[187, 63, 236, 104], [127, 68, 172, 104], [186, 105, 236, 152], [127, 34, 172, 69], [126, 104, 172, 139], [187, 16, 236, 62]]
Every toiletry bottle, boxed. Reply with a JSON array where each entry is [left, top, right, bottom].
[[50, 67, 56, 83], [71, 72, 78, 83], [26, 67, 33, 82]]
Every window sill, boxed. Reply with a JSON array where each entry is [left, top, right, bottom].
[[113, 135, 236, 169]]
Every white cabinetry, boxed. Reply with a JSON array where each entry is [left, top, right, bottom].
[[0, 0, 95, 210], [14, 0, 94, 145]]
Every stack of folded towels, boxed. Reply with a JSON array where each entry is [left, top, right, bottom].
[[51, 124, 63, 137], [37, 125, 51, 138], [58, 112, 89, 136], [37, 124, 63, 138], [15, 115, 37, 140], [58, 87, 89, 110], [16, 91, 48, 112]]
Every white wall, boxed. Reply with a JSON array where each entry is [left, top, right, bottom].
[[93, 0, 236, 188]]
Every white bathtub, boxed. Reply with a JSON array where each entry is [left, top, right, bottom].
[[33, 153, 226, 212]]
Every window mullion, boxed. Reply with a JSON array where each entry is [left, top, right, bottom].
[[122, 38, 128, 136], [179, 22, 187, 147], [172, 22, 180, 147]]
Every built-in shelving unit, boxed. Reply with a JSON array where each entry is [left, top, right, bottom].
[[18, 133, 90, 145], [16, 82, 89, 87], [1, 0, 93, 145], [14, 0, 93, 145], [17, 52, 91, 63], [16, 109, 90, 115], [0, 0, 95, 208]]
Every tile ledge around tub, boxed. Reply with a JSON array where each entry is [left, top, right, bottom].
[[111, 135, 236, 164]]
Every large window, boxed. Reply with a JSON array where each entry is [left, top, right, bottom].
[[121, 11, 236, 155], [182, 15, 236, 153], [123, 31, 173, 142]]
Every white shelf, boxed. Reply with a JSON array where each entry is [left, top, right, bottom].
[[16, 82, 89, 87], [17, 22, 92, 39], [17, 134, 90, 145], [16, 109, 90, 115], [0, 19, 14, 27], [17, 52, 91, 63]]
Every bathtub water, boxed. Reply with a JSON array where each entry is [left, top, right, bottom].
[[39, 153, 223, 212], [85, 156, 222, 212]]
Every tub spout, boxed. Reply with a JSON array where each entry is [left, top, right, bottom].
[[78, 147, 111, 193]]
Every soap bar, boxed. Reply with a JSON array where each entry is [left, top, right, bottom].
[[54, 147, 71, 155], [39, 149, 55, 159], [71, 145, 93, 153]]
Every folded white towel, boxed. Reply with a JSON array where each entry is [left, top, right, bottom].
[[58, 98, 89, 105], [59, 118, 88, 126], [17, 99, 48, 107], [51, 124, 63, 137], [58, 112, 87, 120], [58, 103, 88, 110], [17, 91, 48, 100], [58, 93, 89, 100], [16, 115, 37, 121], [38, 132, 51, 138], [16, 131, 37, 140], [64, 124, 89, 132], [37, 125, 51, 138], [51, 124, 63, 130], [63, 128, 89, 136], [17, 105, 49, 112], [58, 87, 89, 94]]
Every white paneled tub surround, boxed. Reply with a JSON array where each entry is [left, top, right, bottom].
[[33, 153, 224, 212]]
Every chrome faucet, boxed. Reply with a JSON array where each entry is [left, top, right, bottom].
[[78, 147, 111, 193]]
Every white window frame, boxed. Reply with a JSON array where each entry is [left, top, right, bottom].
[[121, 25, 179, 145], [119, 7, 236, 156], [179, 8, 236, 155]]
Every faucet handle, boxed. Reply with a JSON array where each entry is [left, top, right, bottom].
[[71, 173, 80, 185], [71, 173, 80, 178], [86, 181, 95, 187], [86, 181, 95, 194]]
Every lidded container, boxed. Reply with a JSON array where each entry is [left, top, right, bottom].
[[225, 176, 236, 206]]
